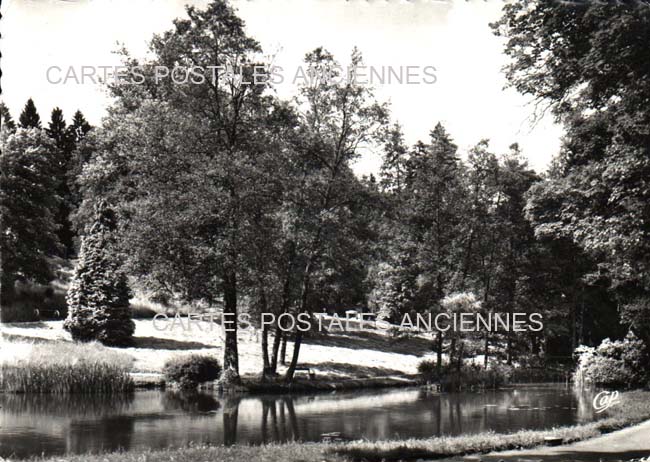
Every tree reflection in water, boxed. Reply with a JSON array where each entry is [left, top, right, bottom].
[[260, 396, 300, 443], [162, 391, 220, 414], [223, 395, 240, 445], [0, 385, 604, 458]]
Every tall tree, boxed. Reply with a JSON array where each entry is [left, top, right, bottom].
[[18, 98, 41, 129], [80, 0, 282, 381], [47, 108, 76, 255], [68, 110, 92, 143], [0, 103, 16, 132], [283, 47, 388, 381], [0, 129, 60, 310], [372, 123, 470, 373], [65, 202, 135, 346], [46, 108, 68, 148], [380, 123, 409, 194], [493, 0, 650, 343]]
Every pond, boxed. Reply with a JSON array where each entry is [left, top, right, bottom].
[[0, 384, 604, 459]]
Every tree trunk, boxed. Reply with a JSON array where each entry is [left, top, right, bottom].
[[285, 261, 314, 382], [436, 332, 443, 377], [261, 323, 270, 378], [280, 336, 287, 365], [449, 338, 457, 368], [270, 326, 283, 373], [269, 247, 295, 374], [222, 272, 239, 379], [285, 330, 302, 382], [483, 334, 489, 369], [531, 334, 540, 356]]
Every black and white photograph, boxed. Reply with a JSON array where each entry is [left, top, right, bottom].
[[1, 0, 650, 461]]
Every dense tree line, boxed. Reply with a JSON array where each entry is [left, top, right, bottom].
[[493, 0, 650, 349], [1, 99, 92, 309], [1, 0, 648, 378]]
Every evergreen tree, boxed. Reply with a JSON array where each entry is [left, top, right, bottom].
[[68, 110, 92, 142], [0, 129, 60, 309], [0, 103, 16, 132], [46, 108, 69, 149], [405, 123, 467, 301], [64, 203, 134, 346], [46, 108, 76, 256], [380, 123, 409, 193], [18, 98, 41, 129]]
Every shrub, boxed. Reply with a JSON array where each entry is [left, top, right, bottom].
[[574, 331, 648, 389], [163, 354, 222, 389], [0, 341, 133, 393], [417, 359, 440, 381], [64, 203, 135, 346], [621, 299, 650, 344]]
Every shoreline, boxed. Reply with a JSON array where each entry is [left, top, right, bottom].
[[130, 371, 420, 392], [477, 418, 650, 462], [9, 390, 649, 462]]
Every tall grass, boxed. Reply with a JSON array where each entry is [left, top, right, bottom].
[[0, 341, 134, 393]]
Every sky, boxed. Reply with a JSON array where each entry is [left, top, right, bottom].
[[1, 0, 564, 175]]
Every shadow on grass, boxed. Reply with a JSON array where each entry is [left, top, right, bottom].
[[301, 361, 407, 379], [1, 321, 50, 329], [132, 336, 217, 350], [0, 333, 60, 344], [303, 330, 433, 356], [131, 303, 159, 319]]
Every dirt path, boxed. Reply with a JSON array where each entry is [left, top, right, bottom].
[[467, 419, 650, 462]]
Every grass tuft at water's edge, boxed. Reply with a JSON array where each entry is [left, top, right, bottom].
[[0, 340, 134, 394]]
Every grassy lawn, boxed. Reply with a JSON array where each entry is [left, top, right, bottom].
[[18, 390, 650, 462], [1, 264, 432, 384], [0, 318, 431, 383]]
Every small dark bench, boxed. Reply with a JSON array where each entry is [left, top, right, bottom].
[[321, 432, 350, 443], [294, 367, 316, 380], [544, 436, 564, 446], [34, 308, 62, 319]]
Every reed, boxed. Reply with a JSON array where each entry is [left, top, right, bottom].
[[0, 341, 134, 393]]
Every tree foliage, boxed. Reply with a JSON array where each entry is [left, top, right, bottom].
[[0, 129, 60, 308], [65, 203, 134, 346], [18, 98, 41, 129], [494, 0, 650, 343], [46, 108, 78, 255], [0, 103, 16, 132]]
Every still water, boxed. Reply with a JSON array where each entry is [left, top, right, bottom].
[[0, 384, 603, 458]]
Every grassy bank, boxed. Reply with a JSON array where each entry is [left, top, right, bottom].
[[0, 341, 133, 393], [21, 390, 650, 462], [1, 319, 430, 379], [129, 369, 418, 391]]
